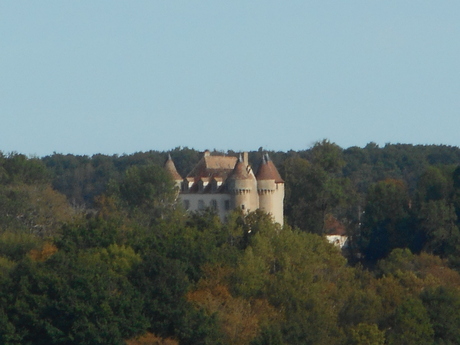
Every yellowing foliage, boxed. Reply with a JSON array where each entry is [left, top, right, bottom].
[[28, 242, 58, 262], [187, 265, 278, 345], [125, 332, 178, 345]]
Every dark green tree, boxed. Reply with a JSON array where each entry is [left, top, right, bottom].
[[359, 179, 414, 261], [284, 157, 347, 234], [418, 200, 460, 259], [421, 286, 460, 344], [416, 166, 452, 203]]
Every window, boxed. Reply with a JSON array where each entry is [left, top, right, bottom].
[[211, 199, 218, 210], [224, 200, 230, 210], [241, 204, 245, 210], [183, 200, 190, 210], [198, 200, 205, 210]]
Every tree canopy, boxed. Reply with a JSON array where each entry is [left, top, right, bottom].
[[1, 142, 460, 343]]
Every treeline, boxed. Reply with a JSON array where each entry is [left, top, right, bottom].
[[1, 143, 460, 344], [41, 142, 460, 264]]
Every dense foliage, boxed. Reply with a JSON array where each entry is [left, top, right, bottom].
[[2, 142, 460, 344]]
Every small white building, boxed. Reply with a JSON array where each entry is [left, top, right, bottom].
[[165, 151, 285, 225], [323, 214, 349, 249], [326, 235, 349, 249]]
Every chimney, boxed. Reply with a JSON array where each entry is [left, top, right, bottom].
[[204, 150, 211, 157], [243, 152, 249, 166]]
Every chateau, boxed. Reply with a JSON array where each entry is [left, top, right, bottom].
[[165, 150, 284, 224]]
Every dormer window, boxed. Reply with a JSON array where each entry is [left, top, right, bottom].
[[198, 177, 210, 192], [183, 177, 194, 192], [211, 177, 223, 193]]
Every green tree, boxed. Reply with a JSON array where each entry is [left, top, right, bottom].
[[359, 179, 414, 261], [0, 231, 42, 261], [418, 200, 460, 259], [310, 139, 346, 174], [416, 166, 451, 203], [421, 286, 460, 344], [0, 251, 147, 345], [0, 153, 49, 185], [129, 250, 221, 344], [451, 165, 460, 221], [112, 164, 176, 225], [284, 158, 347, 234], [234, 222, 349, 345], [386, 298, 434, 345], [349, 323, 385, 345], [0, 183, 73, 237]]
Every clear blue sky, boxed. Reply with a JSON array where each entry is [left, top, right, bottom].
[[2, 2, 460, 157]]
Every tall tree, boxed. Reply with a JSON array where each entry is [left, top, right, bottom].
[[284, 157, 347, 234], [359, 179, 414, 261], [111, 164, 176, 225], [310, 139, 345, 174]]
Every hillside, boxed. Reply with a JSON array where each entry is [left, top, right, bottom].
[[1, 142, 460, 344]]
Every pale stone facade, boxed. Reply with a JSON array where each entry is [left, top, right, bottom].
[[326, 235, 349, 249], [165, 150, 285, 225]]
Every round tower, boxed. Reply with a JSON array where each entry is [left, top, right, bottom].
[[227, 154, 259, 212], [256, 154, 284, 225]]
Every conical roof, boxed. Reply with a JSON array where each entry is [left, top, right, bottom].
[[255, 154, 284, 183], [164, 154, 183, 180], [227, 154, 253, 180]]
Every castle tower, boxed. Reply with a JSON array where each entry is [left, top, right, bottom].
[[226, 154, 259, 213], [164, 154, 183, 190], [256, 154, 284, 225]]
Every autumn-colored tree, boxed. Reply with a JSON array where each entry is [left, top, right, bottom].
[[126, 332, 178, 345], [28, 242, 58, 262], [234, 222, 349, 345], [187, 265, 277, 345]]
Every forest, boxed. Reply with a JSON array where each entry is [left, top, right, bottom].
[[2, 141, 460, 344]]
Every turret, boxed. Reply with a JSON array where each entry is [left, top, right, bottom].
[[164, 154, 183, 190], [256, 154, 284, 224], [226, 153, 259, 212]]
